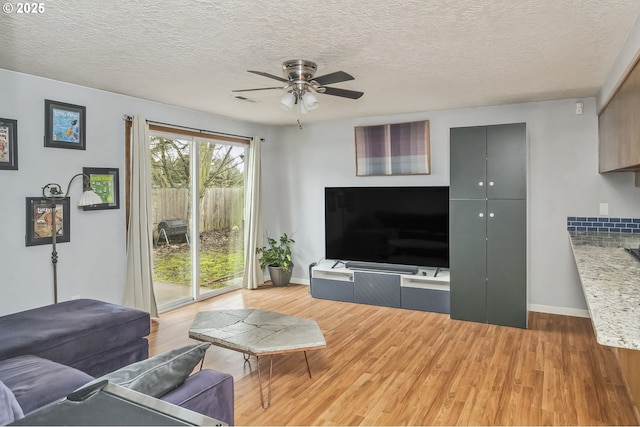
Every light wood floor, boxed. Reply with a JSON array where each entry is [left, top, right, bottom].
[[149, 284, 638, 426]]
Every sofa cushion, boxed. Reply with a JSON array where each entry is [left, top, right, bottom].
[[0, 299, 150, 374], [70, 338, 149, 378], [0, 380, 23, 425], [0, 355, 93, 415], [90, 343, 210, 398], [160, 369, 234, 426]]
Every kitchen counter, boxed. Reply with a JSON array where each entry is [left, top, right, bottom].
[[569, 231, 640, 349]]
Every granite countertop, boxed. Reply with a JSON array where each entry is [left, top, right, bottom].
[[569, 232, 640, 350]]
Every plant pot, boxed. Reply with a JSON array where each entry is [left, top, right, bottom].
[[268, 265, 292, 287]]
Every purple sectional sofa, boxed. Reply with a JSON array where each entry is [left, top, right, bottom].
[[0, 299, 150, 377], [0, 299, 234, 425]]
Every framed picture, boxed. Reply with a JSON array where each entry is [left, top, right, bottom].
[[355, 120, 430, 176], [26, 197, 71, 247], [0, 118, 18, 170], [44, 99, 86, 150], [82, 167, 120, 210]]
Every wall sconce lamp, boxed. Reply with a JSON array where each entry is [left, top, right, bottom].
[[41, 173, 102, 303]]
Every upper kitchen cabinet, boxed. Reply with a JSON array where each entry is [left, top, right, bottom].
[[599, 57, 640, 183], [450, 124, 526, 200]]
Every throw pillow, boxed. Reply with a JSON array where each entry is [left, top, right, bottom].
[[90, 342, 210, 398], [0, 380, 23, 425]]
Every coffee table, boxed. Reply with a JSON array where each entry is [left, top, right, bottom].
[[188, 309, 326, 408]]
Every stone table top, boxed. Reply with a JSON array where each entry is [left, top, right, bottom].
[[568, 232, 640, 350], [189, 309, 326, 355]]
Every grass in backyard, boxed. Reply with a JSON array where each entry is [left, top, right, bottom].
[[153, 249, 244, 289]]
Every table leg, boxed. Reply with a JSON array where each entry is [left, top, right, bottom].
[[256, 355, 273, 409], [242, 353, 253, 371], [304, 351, 312, 378]]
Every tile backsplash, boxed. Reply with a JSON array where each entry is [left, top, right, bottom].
[[567, 216, 640, 233]]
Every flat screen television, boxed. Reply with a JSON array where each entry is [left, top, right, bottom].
[[325, 186, 449, 268]]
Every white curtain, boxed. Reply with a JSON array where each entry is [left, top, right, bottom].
[[123, 116, 158, 316], [242, 136, 264, 289]]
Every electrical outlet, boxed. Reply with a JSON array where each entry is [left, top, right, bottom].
[[599, 203, 609, 216], [576, 102, 584, 115]]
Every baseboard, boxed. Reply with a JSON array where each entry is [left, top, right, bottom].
[[262, 276, 310, 286], [529, 304, 590, 318]]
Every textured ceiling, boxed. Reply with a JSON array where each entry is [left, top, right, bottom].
[[2, 0, 640, 125]]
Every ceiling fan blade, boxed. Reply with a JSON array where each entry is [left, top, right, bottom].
[[247, 70, 289, 83], [313, 71, 355, 86], [321, 86, 364, 99], [232, 87, 283, 92]]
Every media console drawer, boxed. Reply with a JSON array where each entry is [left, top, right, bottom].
[[401, 287, 450, 314], [354, 271, 401, 308], [311, 277, 354, 303]]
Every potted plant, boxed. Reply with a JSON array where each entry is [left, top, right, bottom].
[[256, 233, 295, 286]]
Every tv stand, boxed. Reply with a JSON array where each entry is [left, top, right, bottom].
[[310, 260, 450, 314], [331, 260, 346, 269]]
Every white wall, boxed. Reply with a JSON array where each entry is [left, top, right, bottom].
[[263, 98, 640, 314], [3, 68, 639, 317], [0, 69, 268, 315]]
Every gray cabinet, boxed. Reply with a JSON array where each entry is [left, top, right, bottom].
[[486, 199, 526, 327], [486, 125, 527, 200], [450, 127, 487, 199], [449, 123, 527, 329], [354, 271, 401, 308], [449, 199, 487, 323]]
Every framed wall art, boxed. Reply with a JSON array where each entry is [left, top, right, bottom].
[[44, 99, 86, 150], [355, 120, 430, 176], [82, 167, 120, 210], [0, 118, 18, 170], [25, 197, 71, 247]]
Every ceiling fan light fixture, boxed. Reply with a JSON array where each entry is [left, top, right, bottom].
[[302, 91, 319, 111], [235, 60, 363, 116], [280, 92, 295, 110]]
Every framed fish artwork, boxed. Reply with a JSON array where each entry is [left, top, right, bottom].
[[44, 99, 86, 150], [82, 167, 120, 210]]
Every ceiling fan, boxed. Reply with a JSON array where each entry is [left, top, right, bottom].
[[232, 59, 364, 112]]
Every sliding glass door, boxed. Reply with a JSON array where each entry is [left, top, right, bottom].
[[150, 132, 246, 311]]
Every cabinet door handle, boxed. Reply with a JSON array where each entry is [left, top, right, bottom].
[[489, 213, 495, 218], [489, 181, 495, 186], [479, 213, 484, 218], [478, 181, 484, 186]]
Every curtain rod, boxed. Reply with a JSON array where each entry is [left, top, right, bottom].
[[122, 115, 254, 142]]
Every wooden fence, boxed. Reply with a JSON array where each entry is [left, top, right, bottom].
[[152, 187, 243, 232]]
